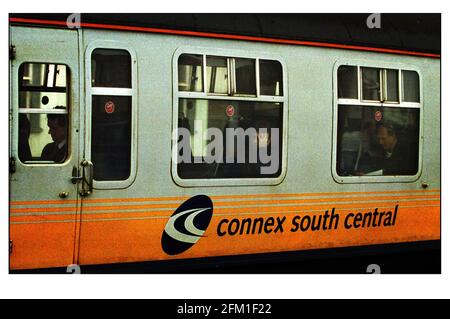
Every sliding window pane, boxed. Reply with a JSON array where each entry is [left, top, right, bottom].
[[361, 67, 381, 101], [259, 60, 283, 96], [206, 56, 228, 94], [235, 58, 256, 96], [92, 49, 131, 88], [338, 66, 358, 99], [178, 54, 203, 92], [385, 69, 399, 102], [402, 70, 420, 102]]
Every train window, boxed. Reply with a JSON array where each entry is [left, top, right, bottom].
[[175, 52, 286, 184], [178, 54, 203, 92], [206, 56, 228, 94], [336, 106, 419, 176], [337, 66, 358, 99], [91, 96, 132, 181], [18, 63, 69, 164], [259, 60, 283, 96], [177, 98, 282, 179], [402, 70, 420, 102], [384, 69, 399, 102], [335, 64, 421, 179], [234, 58, 256, 96], [91, 49, 131, 88], [89, 47, 135, 183], [361, 67, 381, 101]]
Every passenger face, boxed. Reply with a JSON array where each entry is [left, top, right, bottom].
[[377, 126, 397, 152], [47, 118, 66, 143]]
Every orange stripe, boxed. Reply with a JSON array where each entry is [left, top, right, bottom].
[[10, 199, 79, 206], [10, 188, 440, 206], [9, 17, 441, 58], [9, 194, 440, 214], [211, 189, 440, 200], [10, 200, 440, 223]]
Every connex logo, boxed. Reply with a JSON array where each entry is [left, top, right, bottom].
[[162, 195, 213, 255]]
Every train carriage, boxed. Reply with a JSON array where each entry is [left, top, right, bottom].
[[8, 14, 440, 273]]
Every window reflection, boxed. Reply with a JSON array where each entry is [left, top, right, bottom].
[[385, 69, 399, 102], [260, 60, 283, 96], [337, 105, 419, 176], [206, 56, 228, 94], [177, 98, 282, 179], [361, 67, 381, 101], [178, 54, 203, 92], [403, 70, 420, 102], [92, 49, 131, 88], [337, 66, 358, 99], [235, 58, 256, 96]]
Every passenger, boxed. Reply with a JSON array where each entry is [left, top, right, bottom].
[[18, 114, 32, 161], [41, 106, 67, 162], [354, 121, 384, 174], [376, 122, 417, 175]]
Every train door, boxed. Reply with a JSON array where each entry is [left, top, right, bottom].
[[9, 26, 81, 270], [77, 42, 139, 266]]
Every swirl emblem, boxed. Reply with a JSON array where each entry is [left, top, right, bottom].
[[161, 195, 213, 255]]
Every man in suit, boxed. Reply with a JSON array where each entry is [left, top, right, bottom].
[[376, 122, 417, 176], [41, 109, 67, 162]]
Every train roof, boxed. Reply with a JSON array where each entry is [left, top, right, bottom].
[[9, 13, 441, 57]]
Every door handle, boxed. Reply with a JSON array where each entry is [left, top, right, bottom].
[[71, 166, 82, 184], [80, 159, 94, 197]]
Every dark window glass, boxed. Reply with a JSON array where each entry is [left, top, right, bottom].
[[177, 98, 282, 179], [385, 69, 399, 102], [235, 58, 256, 95], [91, 95, 132, 180], [403, 70, 420, 102], [361, 67, 381, 101], [206, 56, 228, 94], [336, 105, 419, 176], [92, 49, 131, 88], [259, 60, 283, 96], [337, 66, 358, 99], [178, 54, 203, 92], [18, 63, 69, 163]]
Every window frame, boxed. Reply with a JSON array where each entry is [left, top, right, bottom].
[[17, 61, 71, 165], [172, 47, 288, 187], [85, 42, 138, 189], [332, 59, 423, 184]]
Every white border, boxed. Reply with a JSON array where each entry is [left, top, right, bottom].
[[2, 4, 448, 301]]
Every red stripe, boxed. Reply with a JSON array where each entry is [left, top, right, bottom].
[[9, 17, 441, 58]]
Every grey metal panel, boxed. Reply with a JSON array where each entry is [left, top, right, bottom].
[[79, 28, 440, 201]]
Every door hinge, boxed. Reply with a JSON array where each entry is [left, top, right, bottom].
[[9, 240, 13, 254], [10, 45, 16, 61]]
